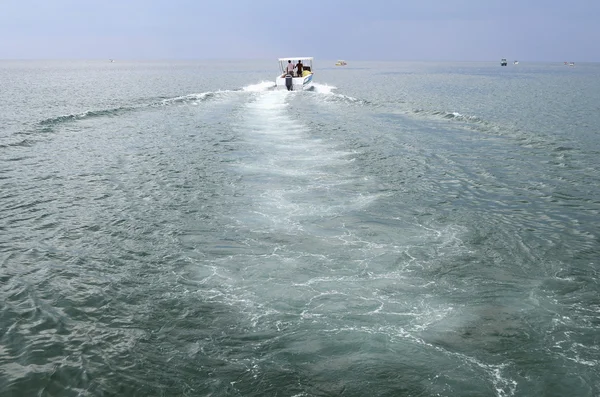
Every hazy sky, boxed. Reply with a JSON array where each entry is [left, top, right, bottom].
[[1, 0, 598, 61]]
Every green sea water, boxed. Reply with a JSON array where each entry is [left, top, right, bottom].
[[1, 60, 599, 396]]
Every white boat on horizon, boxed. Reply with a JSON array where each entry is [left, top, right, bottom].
[[335, 60, 347, 66], [275, 57, 314, 91]]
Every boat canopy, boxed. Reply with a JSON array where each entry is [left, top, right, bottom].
[[278, 57, 313, 62]]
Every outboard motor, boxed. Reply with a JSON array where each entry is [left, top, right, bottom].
[[285, 74, 293, 91]]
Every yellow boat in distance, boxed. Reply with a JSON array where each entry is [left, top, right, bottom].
[[335, 60, 347, 66]]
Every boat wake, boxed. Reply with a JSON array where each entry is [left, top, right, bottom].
[[409, 107, 580, 156], [308, 83, 370, 105], [38, 95, 213, 128], [412, 108, 485, 124], [241, 82, 338, 94], [37, 91, 219, 129], [2, 81, 367, 152], [311, 83, 337, 94], [240, 81, 367, 106], [0, 91, 226, 149], [230, 89, 376, 233], [242, 81, 276, 92]]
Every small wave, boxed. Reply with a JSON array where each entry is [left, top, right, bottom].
[[410, 107, 582, 157], [312, 83, 337, 94], [410, 107, 512, 138], [0, 138, 36, 149], [310, 83, 370, 105], [409, 108, 492, 132], [331, 93, 368, 105], [428, 110, 484, 123], [154, 92, 216, 105], [37, 91, 218, 128], [38, 107, 132, 126], [553, 146, 575, 152]]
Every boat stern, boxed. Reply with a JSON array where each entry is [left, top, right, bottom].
[[275, 73, 313, 91], [275, 57, 315, 90]]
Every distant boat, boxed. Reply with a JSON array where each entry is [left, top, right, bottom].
[[569, 62, 575, 67], [335, 60, 347, 66], [513, 60, 519, 65], [500, 58, 507, 66], [109, 59, 115, 63]]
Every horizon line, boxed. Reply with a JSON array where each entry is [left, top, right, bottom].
[[0, 58, 591, 63]]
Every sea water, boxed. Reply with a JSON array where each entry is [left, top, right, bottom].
[[1, 60, 599, 396]]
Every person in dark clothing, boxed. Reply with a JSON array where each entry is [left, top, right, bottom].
[[295, 60, 303, 77]]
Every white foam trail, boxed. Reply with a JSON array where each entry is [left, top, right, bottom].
[[243, 81, 276, 92], [310, 83, 363, 103], [232, 90, 374, 232], [311, 83, 337, 94], [156, 91, 216, 106]]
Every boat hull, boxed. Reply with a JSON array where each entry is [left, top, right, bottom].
[[275, 74, 313, 91]]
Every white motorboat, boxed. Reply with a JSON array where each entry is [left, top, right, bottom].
[[275, 57, 314, 91], [335, 60, 347, 66]]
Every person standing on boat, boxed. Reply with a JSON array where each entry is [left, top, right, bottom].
[[285, 60, 294, 75], [295, 60, 303, 77]]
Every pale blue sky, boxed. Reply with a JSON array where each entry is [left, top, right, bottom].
[[1, 0, 598, 61]]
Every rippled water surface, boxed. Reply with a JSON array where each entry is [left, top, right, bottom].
[[1, 60, 599, 396]]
